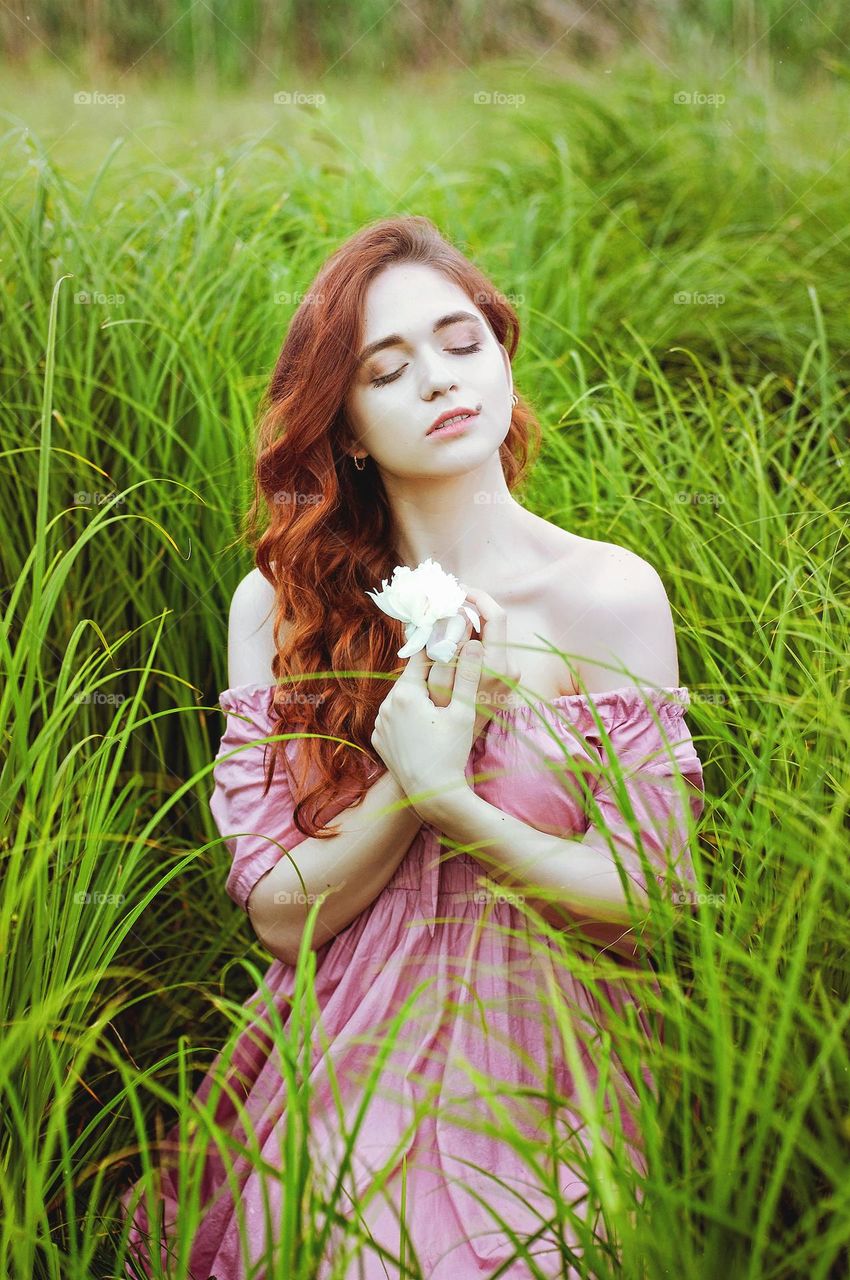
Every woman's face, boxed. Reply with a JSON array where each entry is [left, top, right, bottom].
[[343, 263, 514, 478]]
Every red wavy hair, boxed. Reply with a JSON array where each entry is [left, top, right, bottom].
[[242, 214, 542, 839]]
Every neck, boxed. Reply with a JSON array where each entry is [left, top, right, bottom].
[[384, 456, 529, 583]]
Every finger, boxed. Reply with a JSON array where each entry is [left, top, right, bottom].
[[427, 656, 455, 706], [396, 644, 429, 684], [450, 640, 484, 713], [460, 587, 507, 653], [460, 585, 503, 616], [427, 655, 455, 684]]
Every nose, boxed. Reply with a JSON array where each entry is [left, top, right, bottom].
[[417, 346, 458, 400]]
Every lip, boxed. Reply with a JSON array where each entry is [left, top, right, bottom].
[[426, 406, 480, 437]]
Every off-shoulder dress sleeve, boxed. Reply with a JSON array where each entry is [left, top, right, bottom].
[[575, 686, 705, 908], [209, 686, 312, 912]]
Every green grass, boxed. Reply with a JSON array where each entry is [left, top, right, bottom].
[[1, 42, 849, 1280], [3, 1, 850, 88]]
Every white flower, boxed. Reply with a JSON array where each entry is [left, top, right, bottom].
[[365, 557, 481, 660]]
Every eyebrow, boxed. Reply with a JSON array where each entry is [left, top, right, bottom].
[[356, 310, 483, 366]]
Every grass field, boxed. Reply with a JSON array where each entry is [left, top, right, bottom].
[[1, 17, 849, 1279]]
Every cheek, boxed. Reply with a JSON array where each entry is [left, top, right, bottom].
[[483, 356, 509, 391], [361, 394, 411, 443], [344, 390, 384, 444]]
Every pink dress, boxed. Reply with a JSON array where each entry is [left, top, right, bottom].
[[120, 681, 705, 1280]]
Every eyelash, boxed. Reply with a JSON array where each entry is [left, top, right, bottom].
[[369, 343, 482, 388]]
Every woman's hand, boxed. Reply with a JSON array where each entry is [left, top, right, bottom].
[[371, 641, 485, 821], [426, 586, 521, 742]]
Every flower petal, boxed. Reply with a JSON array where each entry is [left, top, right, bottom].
[[427, 638, 458, 662], [460, 603, 481, 633], [397, 625, 431, 658], [365, 589, 411, 623]]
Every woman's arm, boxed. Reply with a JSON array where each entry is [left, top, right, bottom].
[[411, 558, 701, 964], [419, 787, 653, 960], [225, 566, 425, 964], [248, 769, 423, 965]]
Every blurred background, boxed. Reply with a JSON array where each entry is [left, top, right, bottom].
[[1, 4, 848, 1278], [3, 0, 850, 85]]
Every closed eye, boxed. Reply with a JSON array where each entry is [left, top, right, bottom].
[[370, 343, 482, 388]]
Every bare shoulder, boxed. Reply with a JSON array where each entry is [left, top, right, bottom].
[[226, 567, 284, 689], [578, 538, 666, 595], [522, 514, 655, 590], [560, 538, 680, 692]]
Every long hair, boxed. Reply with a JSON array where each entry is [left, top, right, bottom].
[[242, 214, 542, 839]]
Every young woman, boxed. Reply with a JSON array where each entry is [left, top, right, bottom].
[[120, 214, 705, 1279]]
